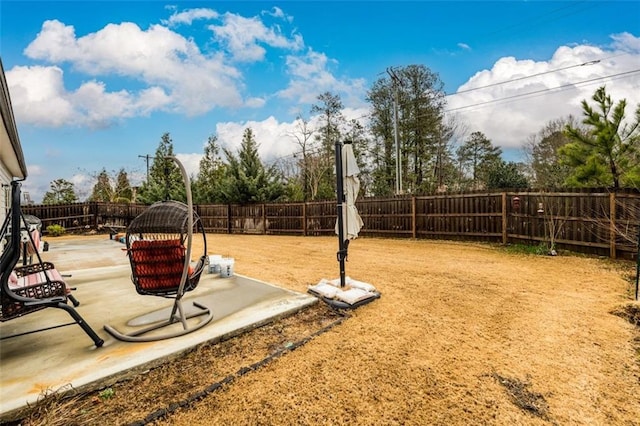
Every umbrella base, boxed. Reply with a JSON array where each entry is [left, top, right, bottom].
[[308, 277, 379, 309], [308, 289, 381, 310]]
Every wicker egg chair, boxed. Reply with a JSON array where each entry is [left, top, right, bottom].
[[104, 156, 212, 342]]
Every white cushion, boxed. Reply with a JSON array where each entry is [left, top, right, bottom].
[[335, 288, 375, 305]]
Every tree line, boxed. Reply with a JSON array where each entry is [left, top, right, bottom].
[[40, 65, 640, 205]]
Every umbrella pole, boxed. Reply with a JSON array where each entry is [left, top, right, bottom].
[[335, 140, 347, 288], [635, 226, 639, 300]]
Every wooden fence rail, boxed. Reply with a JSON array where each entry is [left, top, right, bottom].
[[22, 191, 640, 260]]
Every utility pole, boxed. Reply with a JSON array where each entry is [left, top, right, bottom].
[[387, 67, 403, 195], [138, 154, 152, 182]]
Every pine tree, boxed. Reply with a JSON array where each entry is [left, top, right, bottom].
[[114, 168, 133, 203], [456, 131, 502, 190], [367, 65, 448, 195], [367, 77, 396, 196], [220, 128, 284, 204], [486, 160, 530, 189], [193, 135, 227, 203], [89, 169, 113, 202], [137, 133, 185, 204], [561, 86, 640, 189], [42, 179, 78, 204]]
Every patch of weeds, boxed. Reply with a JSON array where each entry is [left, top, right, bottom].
[[98, 388, 115, 401], [491, 373, 551, 420], [46, 224, 66, 237], [610, 303, 640, 327], [501, 243, 550, 256], [6, 385, 88, 426]]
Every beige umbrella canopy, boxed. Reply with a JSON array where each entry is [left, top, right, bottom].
[[335, 143, 364, 241]]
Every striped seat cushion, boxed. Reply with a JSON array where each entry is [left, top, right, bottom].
[[10, 268, 71, 294]]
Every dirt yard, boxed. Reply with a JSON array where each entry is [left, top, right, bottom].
[[14, 234, 640, 425]]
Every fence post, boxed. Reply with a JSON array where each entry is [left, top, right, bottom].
[[610, 192, 616, 259], [303, 203, 307, 236], [91, 202, 97, 228], [227, 204, 232, 234], [501, 192, 507, 245], [262, 203, 266, 235], [411, 196, 416, 239]]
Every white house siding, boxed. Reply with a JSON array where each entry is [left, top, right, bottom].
[[0, 163, 10, 225], [0, 164, 10, 252]]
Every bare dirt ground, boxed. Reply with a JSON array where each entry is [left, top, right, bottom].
[[12, 234, 640, 425]]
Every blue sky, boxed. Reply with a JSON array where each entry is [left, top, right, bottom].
[[2, 1, 639, 202]]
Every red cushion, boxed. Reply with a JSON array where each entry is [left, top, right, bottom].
[[130, 239, 186, 291]]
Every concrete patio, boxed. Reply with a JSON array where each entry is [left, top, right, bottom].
[[0, 236, 317, 419]]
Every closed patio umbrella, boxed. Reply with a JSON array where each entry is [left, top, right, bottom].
[[334, 141, 364, 288], [306, 140, 379, 307], [336, 142, 364, 241]]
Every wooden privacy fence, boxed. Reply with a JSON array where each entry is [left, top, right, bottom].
[[22, 191, 640, 260]]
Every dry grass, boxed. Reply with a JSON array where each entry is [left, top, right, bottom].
[[6, 234, 640, 425]]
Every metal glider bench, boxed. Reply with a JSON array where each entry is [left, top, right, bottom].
[[0, 180, 104, 347]]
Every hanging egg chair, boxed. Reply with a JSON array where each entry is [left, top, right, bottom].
[[104, 156, 213, 342]]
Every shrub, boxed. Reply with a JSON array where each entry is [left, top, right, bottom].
[[46, 224, 66, 237]]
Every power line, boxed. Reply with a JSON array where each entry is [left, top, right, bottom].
[[138, 154, 154, 182], [447, 60, 601, 96], [259, 61, 639, 168], [387, 67, 403, 194], [271, 67, 638, 164], [446, 53, 630, 97], [480, 1, 594, 39], [445, 69, 640, 113]]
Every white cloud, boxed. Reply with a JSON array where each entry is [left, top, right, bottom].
[[6, 65, 75, 127], [341, 107, 371, 126], [610, 31, 640, 52], [278, 49, 368, 108], [6, 65, 171, 128], [14, 11, 313, 127], [173, 116, 304, 180], [71, 81, 129, 126], [208, 11, 303, 62], [163, 8, 219, 27], [135, 87, 173, 115], [446, 33, 640, 153], [457, 43, 471, 51], [216, 116, 299, 162], [174, 153, 203, 179], [211, 108, 371, 168], [262, 7, 292, 22], [245, 97, 266, 108], [70, 172, 92, 200], [22, 19, 245, 119], [26, 164, 44, 176]]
